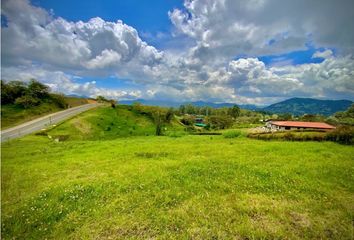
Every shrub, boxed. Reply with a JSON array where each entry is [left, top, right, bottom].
[[207, 115, 233, 129], [110, 100, 117, 108], [223, 130, 242, 138], [96, 95, 108, 102], [283, 132, 294, 141], [326, 126, 354, 145], [50, 94, 68, 108], [181, 115, 195, 126], [15, 95, 40, 108]]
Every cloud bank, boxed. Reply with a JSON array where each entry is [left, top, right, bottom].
[[1, 0, 354, 105]]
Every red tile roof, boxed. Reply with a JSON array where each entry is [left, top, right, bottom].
[[270, 121, 335, 129]]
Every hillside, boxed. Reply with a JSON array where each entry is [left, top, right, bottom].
[[263, 98, 353, 116], [46, 105, 184, 140], [1, 96, 89, 129], [1, 80, 91, 129]]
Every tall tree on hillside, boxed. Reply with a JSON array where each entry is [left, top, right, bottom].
[[179, 105, 186, 115], [1, 80, 27, 104], [185, 104, 196, 114], [227, 105, 241, 118], [165, 108, 174, 122], [153, 110, 164, 136]]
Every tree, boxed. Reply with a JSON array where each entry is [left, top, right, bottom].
[[185, 104, 196, 114], [1, 80, 27, 104], [207, 115, 233, 129], [180, 115, 195, 126], [27, 79, 49, 99], [96, 95, 108, 102], [152, 110, 164, 136], [179, 105, 186, 115], [109, 100, 117, 108], [278, 113, 292, 120], [165, 108, 174, 122], [15, 95, 40, 108], [227, 105, 241, 118], [50, 93, 68, 108]]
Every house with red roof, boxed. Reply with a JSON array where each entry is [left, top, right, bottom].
[[266, 121, 335, 131]]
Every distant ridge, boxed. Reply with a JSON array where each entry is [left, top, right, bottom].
[[119, 97, 353, 115], [262, 97, 352, 116], [119, 99, 259, 110]]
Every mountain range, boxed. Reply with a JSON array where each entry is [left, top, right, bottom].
[[119, 99, 260, 110], [119, 98, 352, 116], [262, 98, 352, 116]]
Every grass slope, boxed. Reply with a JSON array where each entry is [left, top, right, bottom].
[[47, 105, 184, 140], [1, 103, 63, 129], [1, 97, 88, 129], [2, 133, 353, 239]]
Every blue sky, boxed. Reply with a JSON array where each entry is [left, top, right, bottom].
[[1, 0, 354, 104], [34, 0, 183, 39], [33, 0, 184, 90]]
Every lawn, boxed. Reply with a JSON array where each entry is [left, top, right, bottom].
[[2, 133, 353, 239]]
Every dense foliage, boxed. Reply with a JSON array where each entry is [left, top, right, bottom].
[[248, 126, 354, 145], [178, 103, 240, 117], [131, 103, 176, 136], [1, 79, 67, 109]]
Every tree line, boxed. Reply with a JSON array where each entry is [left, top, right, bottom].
[[1, 79, 67, 109], [178, 104, 240, 118]]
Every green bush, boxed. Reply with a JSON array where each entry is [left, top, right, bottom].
[[247, 131, 327, 142], [223, 130, 242, 138], [207, 115, 233, 129], [326, 126, 354, 145], [15, 95, 40, 108], [49, 93, 68, 108], [181, 115, 195, 126], [283, 132, 294, 141]]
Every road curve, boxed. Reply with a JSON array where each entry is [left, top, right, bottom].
[[1, 103, 101, 142]]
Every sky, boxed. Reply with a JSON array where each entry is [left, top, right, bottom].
[[1, 0, 354, 105]]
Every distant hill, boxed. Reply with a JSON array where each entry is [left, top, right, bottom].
[[262, 98, 353, 116], [119, 99, 259, 110]]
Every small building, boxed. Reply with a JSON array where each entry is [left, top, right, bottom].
[[195, 117, 204, 124], [266, 121, 335, 131]]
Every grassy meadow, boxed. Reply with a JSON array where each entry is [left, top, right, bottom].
[[1, 105, 354, 239], [46, 105, 185, 140]]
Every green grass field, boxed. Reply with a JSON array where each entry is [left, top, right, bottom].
[[2, 106, 354, 239], [2, 118, 354, 239]]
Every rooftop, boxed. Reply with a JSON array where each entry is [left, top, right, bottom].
[[270, 121, 335, 129]]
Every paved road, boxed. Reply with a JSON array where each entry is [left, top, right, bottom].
[[1, 103, 101, 142]]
